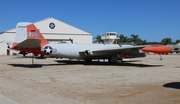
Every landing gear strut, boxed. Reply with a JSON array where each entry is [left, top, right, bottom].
[[159, 54, 162, 60], [40, 54, 44, 58], [31, 53, 34, 65]]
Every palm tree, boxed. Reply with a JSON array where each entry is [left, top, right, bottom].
[[117, 34, 130, 44], [161, 38, 172, 45], [93, 35, 104, 44], [138, 39, 147, 45], [130, 34, 139, 45], [175, 39, 180, 44]]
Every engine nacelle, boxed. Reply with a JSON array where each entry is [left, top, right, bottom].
[[7, 44, 12, 49], [85, 50, 93, 56]]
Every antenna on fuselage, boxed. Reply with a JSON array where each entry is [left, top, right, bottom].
[[69, 38, 73, 44]]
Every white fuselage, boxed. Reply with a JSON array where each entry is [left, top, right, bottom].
[[44, 43, 134, 60]]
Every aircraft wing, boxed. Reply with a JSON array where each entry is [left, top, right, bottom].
[[15, 38, 41, 48], [90, 45, 145, 52], [80, 45, 146, 56]]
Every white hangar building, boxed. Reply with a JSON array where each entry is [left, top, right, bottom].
[[0, 17, 92, 55]]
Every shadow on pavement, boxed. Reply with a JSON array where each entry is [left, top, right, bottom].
[[54, 60, 163, 67], [11, 56, 47, 59], [8, 60, 163, 68], [8, 64, 43, 68], [163, 82, 180, 89]]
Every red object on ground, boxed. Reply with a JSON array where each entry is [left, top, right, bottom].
[[7, 49, 10, 56], [142, 45, 172, 53]]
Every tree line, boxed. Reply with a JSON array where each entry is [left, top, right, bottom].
[[93, 34, 180, 45]]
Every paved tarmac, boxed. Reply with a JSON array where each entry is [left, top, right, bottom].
[[0, 94, 19, 104], [0, 54, 180, 104]]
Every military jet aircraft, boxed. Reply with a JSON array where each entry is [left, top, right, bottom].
[[7, 22, 172, 63]]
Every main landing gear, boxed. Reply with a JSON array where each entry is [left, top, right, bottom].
[[108, 55, 118, 63], [84, 55, 119, 63]]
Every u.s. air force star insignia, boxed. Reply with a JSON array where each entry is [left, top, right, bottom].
[[44, 46, 53, 54]]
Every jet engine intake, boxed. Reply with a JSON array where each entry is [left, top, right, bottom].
[[85, 50, 93, 56], [7, 44, 12, 49]]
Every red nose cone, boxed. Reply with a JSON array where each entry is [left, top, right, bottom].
[[142, 45, 172, 53]]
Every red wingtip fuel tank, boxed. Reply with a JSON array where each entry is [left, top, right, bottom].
[[142, 44, 172, 53]]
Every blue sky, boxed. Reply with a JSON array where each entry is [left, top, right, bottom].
[[0, 0, 180, 42]]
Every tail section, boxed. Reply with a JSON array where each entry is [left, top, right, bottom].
[[26, 24, 49, 47], [11, 22, 50, 56], [14, 22, 49, 47], [14, 22, 32, 43]]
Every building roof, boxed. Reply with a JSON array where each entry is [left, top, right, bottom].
[[2, 17, 91, 35]]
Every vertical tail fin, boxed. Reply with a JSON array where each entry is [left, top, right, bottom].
[[26, 24, 49, 47], [15, 22, 49, 47], [14, 22, 31, 43]]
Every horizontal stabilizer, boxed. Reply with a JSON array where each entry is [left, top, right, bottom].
[[15, 38, 41, 48]]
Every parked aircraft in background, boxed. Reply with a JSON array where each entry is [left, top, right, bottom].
[[168, 43, 180, 54], [7, 22, 172, 63]]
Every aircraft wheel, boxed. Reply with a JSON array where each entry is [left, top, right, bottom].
[[40, 54, 44, 58], [23, 52, 26, 57], [108, 55, 118, 63]]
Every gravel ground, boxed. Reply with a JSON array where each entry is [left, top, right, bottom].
[[0, 54, 180, 104]]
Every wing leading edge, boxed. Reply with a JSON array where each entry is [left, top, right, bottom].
[[79, 45, 146, 56], [15, 38, 41, 48]]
